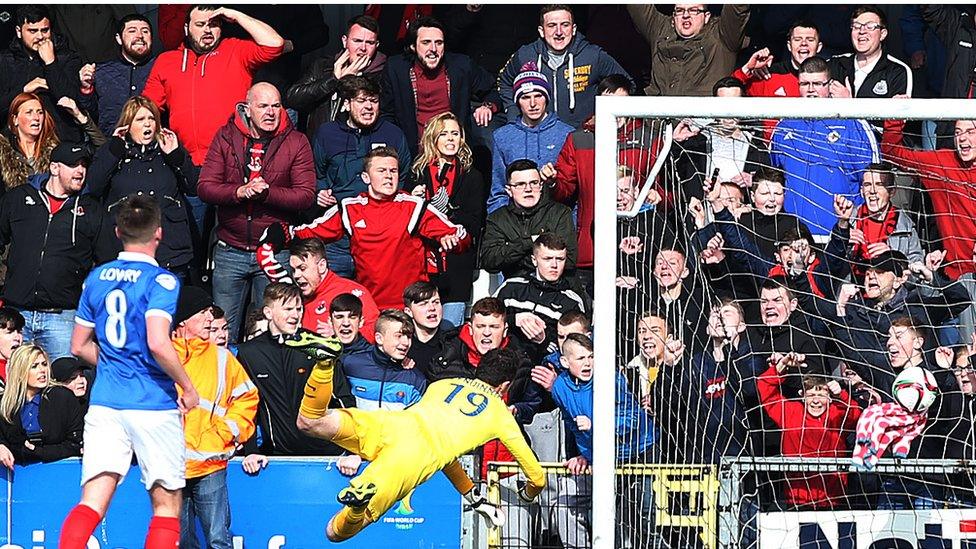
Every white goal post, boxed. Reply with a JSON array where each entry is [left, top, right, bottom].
[[591, 96, 976, 549]]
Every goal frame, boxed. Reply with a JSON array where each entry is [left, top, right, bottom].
[[591, 96, 976, 549]]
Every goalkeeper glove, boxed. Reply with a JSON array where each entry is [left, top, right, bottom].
[[464, 486, 504, 528], [516, 480, 537, 504]]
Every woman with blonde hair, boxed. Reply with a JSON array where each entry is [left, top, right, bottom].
[[0, 92, 60, 191], [87, 95, 198, 278], [0, 344, 83, 468], [409, 111, 485, 326]]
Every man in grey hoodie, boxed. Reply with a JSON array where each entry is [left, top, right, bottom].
[[497, 5, 631, 129]]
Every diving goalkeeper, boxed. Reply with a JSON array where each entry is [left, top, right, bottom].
[[284, 331, 546, 542]]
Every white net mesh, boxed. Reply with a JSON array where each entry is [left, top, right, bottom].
[[597, 97, 976, 549]]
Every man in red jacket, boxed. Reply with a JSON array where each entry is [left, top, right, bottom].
[[197, 82, 315, 342], [553, 74, 656, 294], [288, 237, 379, 343], [143, 6, 283, 167], [883, 118, 976, 341], [261, 147, 470, 310]]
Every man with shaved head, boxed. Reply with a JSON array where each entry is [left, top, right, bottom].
[[198, 81, 315, 342]]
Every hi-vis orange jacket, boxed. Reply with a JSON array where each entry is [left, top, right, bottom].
[[175, 338, 259, 479]]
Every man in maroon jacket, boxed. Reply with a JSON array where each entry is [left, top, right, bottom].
[[198, 82, 315, 342]]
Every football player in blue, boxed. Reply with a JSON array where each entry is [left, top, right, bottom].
[[60, 195, 200, 549]]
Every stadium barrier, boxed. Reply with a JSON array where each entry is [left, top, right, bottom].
[[486, 462, 719, 549], [0, 456, 463, 548], [486, 458, 976, 548], [720, 457, 976, 549]]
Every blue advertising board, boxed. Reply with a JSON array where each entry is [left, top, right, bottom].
[[0, 457, 461, 548]]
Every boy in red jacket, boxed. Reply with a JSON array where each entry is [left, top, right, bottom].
[[757, 353, 862, 509]]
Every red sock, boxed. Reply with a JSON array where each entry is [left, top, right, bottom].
[[59, 504, 101, 549], [145, 516, 181, 549]]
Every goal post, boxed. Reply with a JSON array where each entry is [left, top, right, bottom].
[[592, 95, 976, 549]]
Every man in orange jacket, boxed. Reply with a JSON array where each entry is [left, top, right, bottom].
[[172, 285, 259, 549]]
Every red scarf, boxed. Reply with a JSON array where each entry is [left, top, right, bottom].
[[426, 161, 457, 198]]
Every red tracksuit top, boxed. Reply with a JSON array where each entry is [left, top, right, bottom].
[[731, 67, 801, 98], [757, 365, 861, 508], [301, 270, 380, 344], [882, 127, 976, 280], [292, 192, 470, 310]]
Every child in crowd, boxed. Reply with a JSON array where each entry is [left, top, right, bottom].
[[757, 353, 862, 509]]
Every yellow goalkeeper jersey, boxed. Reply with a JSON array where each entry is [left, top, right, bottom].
[[405, 378, 545, 490]]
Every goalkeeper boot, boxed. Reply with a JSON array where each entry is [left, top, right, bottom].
[[337, 481, 377, 510], [284, 329, 343, 362]]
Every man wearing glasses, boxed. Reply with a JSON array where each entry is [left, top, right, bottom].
[[481, 159, 577, 280], [627, 3, 750, 96], [770, 57, 879, 239], [827, 6, 912, 100]]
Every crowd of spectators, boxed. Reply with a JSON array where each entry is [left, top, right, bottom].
[[1, 3, 976, 547]]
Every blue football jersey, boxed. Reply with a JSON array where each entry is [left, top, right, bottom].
[[75, 252, 181, 410]]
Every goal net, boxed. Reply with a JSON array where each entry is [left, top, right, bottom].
[[590, 96, 976, 549]]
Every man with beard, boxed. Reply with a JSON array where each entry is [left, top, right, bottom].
[[77, 14, 156, 137], [143, 5, 284, 168], [197, 82, 315, 342], [307, 75, 411, 278], [288, 15, 386, 139], [380, 16, 499, 156], [0, 6, 84, 142], [0, 144, 104, 360]]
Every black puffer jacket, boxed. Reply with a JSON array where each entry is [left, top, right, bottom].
[[87, 137, 198, 271], [237, 331, 354, 456], [0, 174, 103, 310], [0, 34, 84, 143], [286, 52, 387, 139], [480, 193, 577, 279], [0, 385, 83, 464]]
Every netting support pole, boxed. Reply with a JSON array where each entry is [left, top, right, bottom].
[[592, 97, 619, 549], [717, 459, 741, 549]]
